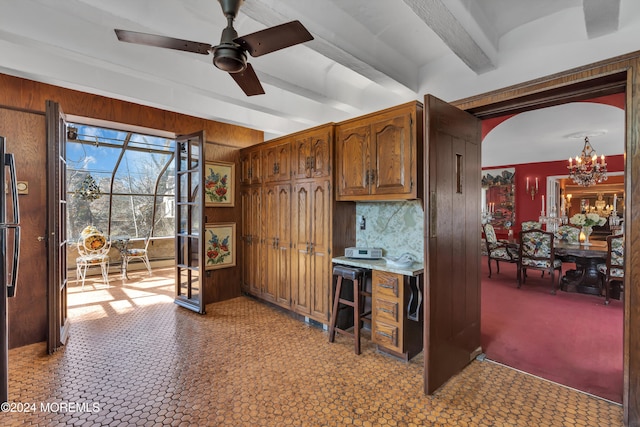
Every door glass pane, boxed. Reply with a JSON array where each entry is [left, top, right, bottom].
[[189, 237, 200, 267], [189, 141, 200, 169]]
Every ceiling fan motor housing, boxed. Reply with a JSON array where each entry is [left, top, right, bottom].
[[213, 44, 247, 73]]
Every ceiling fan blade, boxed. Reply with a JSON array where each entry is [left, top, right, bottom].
[[230, 63, 265, 96], [234, 20, 313, 57], [114, 29, 212, 55]]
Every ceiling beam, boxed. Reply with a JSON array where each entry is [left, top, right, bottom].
[[240, 0, 417, 96], [401, 0, 495, 74], [583, 0, 620, 39]]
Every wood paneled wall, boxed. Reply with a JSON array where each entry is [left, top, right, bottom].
[[0, 73, 263, 148], [0, 72, 263, 348], [204, 142, 243, 303]]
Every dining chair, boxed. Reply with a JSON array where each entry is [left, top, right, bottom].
[[483, 223, 518, 278], [123, 235, 152, 276], [517, 228, 562, 294], [76, 229, 111, 290], [521, 221, 542, 231], [597, 233, 624, 305], [555, 225, 580, 244]]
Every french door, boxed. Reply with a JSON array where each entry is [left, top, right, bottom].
[[174, 131, 206, 314], [46, 100, 70, 353]]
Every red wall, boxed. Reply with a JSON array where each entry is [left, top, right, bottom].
[[484, 155, 624, 238], [482, 93, 625, 239]]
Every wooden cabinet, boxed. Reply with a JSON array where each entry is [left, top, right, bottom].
[[292, 126, 333, 180], [240, 186, 262, 296], [336, 101, 422, 201], [292, 179, 332, 322], [240, 147, 262, 185], [239, 123, 355, 326], [263, 184, 292, 307], [263, 141, 291, 182], [372, 270, 423, 361]]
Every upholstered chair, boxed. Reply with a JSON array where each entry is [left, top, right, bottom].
[[123, 236, 152, 275], [483, 223, 518, 278], [517, 228, 562, 294], [521, 221, 542, 231], [555, 225, 580, 244], [597, 234, 624, 305]]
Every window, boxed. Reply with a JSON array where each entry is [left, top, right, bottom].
[[66, 124, 175, 240]]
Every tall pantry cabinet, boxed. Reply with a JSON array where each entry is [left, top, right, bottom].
[[240, 124, 355, 324]]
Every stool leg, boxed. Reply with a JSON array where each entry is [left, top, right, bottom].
[[328, 276, 343, 343], [353, 277, 361, 355]]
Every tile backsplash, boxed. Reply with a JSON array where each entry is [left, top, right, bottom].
[[355, 200, 424, 262]]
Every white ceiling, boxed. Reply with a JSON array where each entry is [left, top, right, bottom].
[[0, 0, 637, 162]]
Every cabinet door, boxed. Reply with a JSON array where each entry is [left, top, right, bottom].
[[262, 185, 278, 302], [249, 149, 262, 184], [336, 122, 370, 199], [292, 137, 311, 180], [370, 110, 413, 196], [249, 186, 263, 296], [239, 150, 252, 185], [263, 141, 290, 182], [275, 184, 292, 308], [291, 182, 312, 315], [309, 179, 332, 322], [309, 127, 332, 179], [240, 187, 252, 293]]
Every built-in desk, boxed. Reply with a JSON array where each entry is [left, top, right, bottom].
[[332, 257, 424, 361]]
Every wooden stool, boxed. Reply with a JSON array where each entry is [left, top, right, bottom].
[[328, 265, 372, 354]]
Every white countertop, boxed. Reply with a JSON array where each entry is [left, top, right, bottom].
[[332, 256, 424, 276]]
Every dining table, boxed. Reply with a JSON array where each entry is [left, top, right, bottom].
[[554, 240, 608, 296]]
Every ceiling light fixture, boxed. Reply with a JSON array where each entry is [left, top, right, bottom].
[[567, 136, 607, 187]]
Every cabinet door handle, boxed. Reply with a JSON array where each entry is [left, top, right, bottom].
[[377, 331, 393, 339], [378, 283, 395, 289], [310, 156, 315, 170], [378, 307, 394, 314]]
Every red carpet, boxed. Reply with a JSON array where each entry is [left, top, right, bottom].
[[481, 257, 623, 403]]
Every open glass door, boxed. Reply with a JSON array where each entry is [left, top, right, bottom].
[[46, 100, 70, 353], [174, 131, 206, 314]]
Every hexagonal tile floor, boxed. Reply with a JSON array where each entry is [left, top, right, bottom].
[[4, 268, 623, 426]]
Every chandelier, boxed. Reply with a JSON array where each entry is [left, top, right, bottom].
[[567, 136, 607, 187]]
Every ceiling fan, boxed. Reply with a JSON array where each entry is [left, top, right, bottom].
[[114, 0, 314, 96]]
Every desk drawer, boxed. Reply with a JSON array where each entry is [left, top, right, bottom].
[[374, 322, 399, 349], [375, 298, 399, 323], [373, 271, 400, 298]]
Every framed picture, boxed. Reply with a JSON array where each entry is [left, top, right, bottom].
[[204, 222, 236, 270], [204, 161, 235, 207]]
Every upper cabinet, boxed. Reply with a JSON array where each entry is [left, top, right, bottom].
[[292, 125, 333, 180], [336, 101, 423, 201], [263, 141, 291, 182], [240, 147, 262, 185]]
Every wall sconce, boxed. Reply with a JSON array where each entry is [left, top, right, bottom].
[[526, 177, 539, 200]]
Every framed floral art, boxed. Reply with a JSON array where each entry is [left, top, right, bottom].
[[204, 222, 236, 270], [204, 161, 235, 207]]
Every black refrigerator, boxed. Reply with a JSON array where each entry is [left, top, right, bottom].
[[0, 136, 20, 405]]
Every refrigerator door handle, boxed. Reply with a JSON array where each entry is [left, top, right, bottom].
[[4, 153, 20, 298], [5, 153, 19, 224], [5, 225, 19, 298]]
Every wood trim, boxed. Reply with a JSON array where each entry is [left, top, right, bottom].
[[450, 51, 640, 426]]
